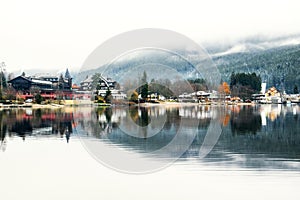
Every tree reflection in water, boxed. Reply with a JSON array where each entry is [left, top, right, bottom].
[[97, 107, 113, 136], [0, 117, 7, 152], [90, 106, 212, 151], [1, 105, 300, 171], [129, 107, 150, 139], [230, 106, 262, 135], [0, 109, 74, 150]]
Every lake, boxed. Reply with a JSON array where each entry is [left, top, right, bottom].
[[1, 104, 300, 199]]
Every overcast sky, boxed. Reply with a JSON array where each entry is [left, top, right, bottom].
[[1, 0, 300, 73]]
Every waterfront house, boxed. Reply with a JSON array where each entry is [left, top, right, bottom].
[[96, 75, 127, 100], [178, 90, 212, 103], [80, 75, 93, 91], [8, 75, 54, 90], [8, 69, 73, 100], [252, 86, 283, 104]]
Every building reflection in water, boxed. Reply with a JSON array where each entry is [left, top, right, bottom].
[[78, 104, 300, 137], [76, 104, 300, 169], [1, 104, 300, 170], [0, 108, 74, 151], [82, 105, 221, 153]]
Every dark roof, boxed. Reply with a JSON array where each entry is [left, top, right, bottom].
[[8, 75, 32, 83]]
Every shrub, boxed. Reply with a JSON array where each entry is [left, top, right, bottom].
[[35, 93, 44, 104]]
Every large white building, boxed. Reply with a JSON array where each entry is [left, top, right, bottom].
[[80, 74, 127, 100]]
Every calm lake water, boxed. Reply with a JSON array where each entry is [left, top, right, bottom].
[[1, 104, 300, 171], [1, 104, 300, 199]]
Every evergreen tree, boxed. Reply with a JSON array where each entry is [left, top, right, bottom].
[[64, 68, 71, 79], [294, 85, 299, 94], [64, 68, 72, 90], [141, 83, 148, 100], [0, 72, 7, 100], [230, 72, 261, 99], [58, 74, 64, 90], [1, 72, 7, 89], [141, 71, 147, 84], [140, 71, 148, 100], [35, 93, 44, 104], [230, 72, 236, 88]]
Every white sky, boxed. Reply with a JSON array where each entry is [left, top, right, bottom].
[[1, 0, 300, 73]]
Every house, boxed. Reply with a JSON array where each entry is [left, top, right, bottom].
[[252, 86, 283, 104], [178, 91, 212, 103], [80, 76, 93, 91], [196, 91, 211, 102], [8, 76, 52, 90], [97, 75, 126, 100], [148, 92, 166, 101], [98, 75, 117, 91], [8, 76, 33, 91], [72, 84, 80, 91], [37, 75, 59, 88], [8, 69, 73, 100], [79, 74, 127, 100]]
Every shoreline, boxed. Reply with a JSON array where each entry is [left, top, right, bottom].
[[136, 102, 255, 108], [0, 103, 65, 109], [0, 101, 298, 110]]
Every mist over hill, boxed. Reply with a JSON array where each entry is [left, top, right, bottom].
[[74, 49, 213, 86], [73, 35, 300, 93]]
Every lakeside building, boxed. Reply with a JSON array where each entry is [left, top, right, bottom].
[[252, 86, 283, 104], [178, 91, 213, 103], [251, 85, 300, 104], [252, 83, 286, 104], [80, 75, 93, 91], [8, 71, 127, 101], [148, 92, 166, 101], [97, 75, 127, 100], [79, 74, 127, 100], [8, 69, 73, 100]]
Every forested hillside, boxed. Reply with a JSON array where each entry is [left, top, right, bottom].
[[74, 43, 300, 94], [213, 44, 300, 93]]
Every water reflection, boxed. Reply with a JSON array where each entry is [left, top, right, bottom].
[[1, 104, 300, 171], [77, 104, 300, 170], [0, 109, 74, 147], [230, 106, 262, 135]]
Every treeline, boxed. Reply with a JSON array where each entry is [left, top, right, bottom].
[[187, 78, 208, 92], [147, 77, 208, 99], [230, 72, 262, 99], [124, 71, 209, 100]]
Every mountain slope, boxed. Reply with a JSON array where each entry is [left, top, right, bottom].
[[214, 44, 300, 93], [74, 41, 300, 93]]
